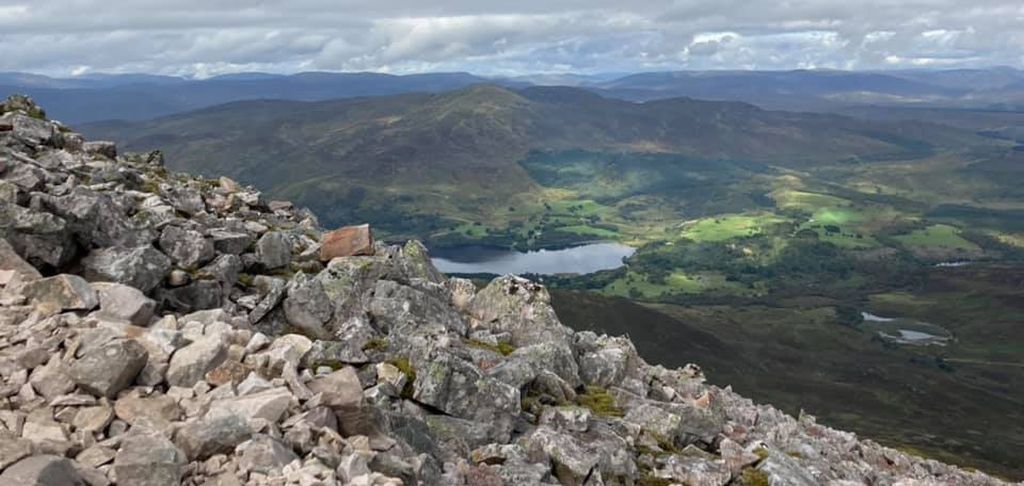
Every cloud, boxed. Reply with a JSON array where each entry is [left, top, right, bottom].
[[0, 0, 1021, 76]]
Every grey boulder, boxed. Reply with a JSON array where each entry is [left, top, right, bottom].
[[91, 282, 156, 325], [166, 334, 228, 387], [21, 274, 98, 311], [256, 231, 291, 270], [81, 245, 171, 294], [113, 434, 186, 486], [69, 339, 148, 398], [0, 455, 87, 486], [159, 225, 214, 269]]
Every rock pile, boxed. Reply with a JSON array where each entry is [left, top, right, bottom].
[[0, 95, 1015, 485]]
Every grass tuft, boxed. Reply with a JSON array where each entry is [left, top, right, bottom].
[[576, 385, 624, 417]]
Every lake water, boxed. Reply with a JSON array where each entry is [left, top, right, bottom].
[[431, 243, 635, 275]]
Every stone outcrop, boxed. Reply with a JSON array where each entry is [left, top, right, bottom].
[[0, 95, 1016, 486]]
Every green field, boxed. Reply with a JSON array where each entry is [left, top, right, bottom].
[[894, 224, 979, 250], [681, 213, 787, 242]]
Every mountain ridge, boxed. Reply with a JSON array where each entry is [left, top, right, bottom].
[[79, 84, 984, 240]]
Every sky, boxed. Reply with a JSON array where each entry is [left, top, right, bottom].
[[1, 0, 1022, 78]]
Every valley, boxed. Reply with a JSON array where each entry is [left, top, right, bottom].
[[78, 84, 1024, 479]]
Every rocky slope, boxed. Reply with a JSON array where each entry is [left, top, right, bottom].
[[0, 95, 1015, 486]]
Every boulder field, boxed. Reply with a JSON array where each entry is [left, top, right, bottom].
[[0, 95, 1015, 485]]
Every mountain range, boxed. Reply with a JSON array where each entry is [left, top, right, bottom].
[[80, 84, 983, 240], [5, 67, 1024, 124]]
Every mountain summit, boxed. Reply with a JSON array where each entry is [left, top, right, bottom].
[[0, 96, 1014, 485]]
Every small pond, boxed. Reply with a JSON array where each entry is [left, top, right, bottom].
[[430, 243, 635, 276]]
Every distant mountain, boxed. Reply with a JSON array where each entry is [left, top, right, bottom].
[[0, 71, 493, 123], [81, 85, 979, 236], [6, 68, 1024, 124], [592, 68, 1024, 111]]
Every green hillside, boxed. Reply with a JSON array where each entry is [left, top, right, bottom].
[[82, 85, 983, 244]]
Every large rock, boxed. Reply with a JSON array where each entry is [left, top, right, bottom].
[[21, 274, 98, 311], [256, 231, 291, 270], [578, 340, 635, 388], [156, 279, 223, 313], [319, 224, 374, 261], [166, 334, 228, 387], [0, 203, 76, 268], [69, 338, 148, 398], [393, 240, 445, 283], [113, 394, 182, 429], [0, 439, 32, 470], [307, 366, 382, 438], [209, 229, 254, 255], [159, 225, 214, 269], [0, 237, 41, 280], [81, 245, 171, 293], [198, 254, 242, 287], [308, 367, 363, 412], [39, 187, 149, 248], [465, 276, 571, 347], [412, 352, 519, 441], [523, 426, 599, 486], [0, 455, 87, 485], [175, 410, 253, 460], [282, 273, 332, 338], [236, 434, 298, 475], [91, 282, 156, 325], [114, 434, 186, 486], [206, 387, 292, 428], [28, 357, 75, 398], [369, 280, 467, 336], [6, 113, 56, 146], [247, 276, 286, 325], [83, 140, 117, 159]]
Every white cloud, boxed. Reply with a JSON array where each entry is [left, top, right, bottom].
[[0, 0, 1020, 76]]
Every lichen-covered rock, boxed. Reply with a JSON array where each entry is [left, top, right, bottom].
[[412, 352, 519, 441], [282, 272, 332, 338], [159, 225, 214, 269], [80, 245, 171, 293], [369, 280, 467, 337], [256, 230, 291, 270], [466, 275, 572, 347]]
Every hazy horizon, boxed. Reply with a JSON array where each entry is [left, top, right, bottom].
[[3, 65, 1021, 82]]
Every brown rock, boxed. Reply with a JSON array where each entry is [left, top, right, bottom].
[[205, 360, 253, 387], [319, 224, 374, 261]]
